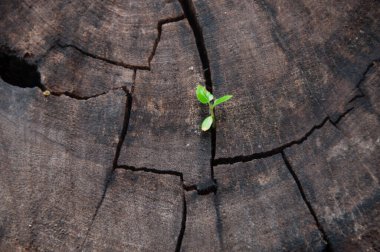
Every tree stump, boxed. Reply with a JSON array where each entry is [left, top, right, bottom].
[[0, 0, 379, 251]]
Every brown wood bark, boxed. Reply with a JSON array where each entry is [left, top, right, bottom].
[[0, 0, 379, 251]]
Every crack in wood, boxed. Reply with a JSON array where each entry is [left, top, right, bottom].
[[114, 164, 189, 252], [213, 57, 378, 166], [174, 0, 218, 250], [57, 43, 150, 71], [3, 2, 377, 250], [56, 15, 185, 73], [179, 0, 216, 181], [148, 15, 186, 68], [175, 191, 187, 252], [281, 152, 333, 251], [116, 165, 184, 178], [49, 86, 127, 100], [0, 48, 130, 100], [78, 88, 131, 251], [348, 59, 380, 105], [213, 105, 357, 166]]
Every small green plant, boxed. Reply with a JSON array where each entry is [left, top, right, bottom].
[[196, 84, 233, 131]]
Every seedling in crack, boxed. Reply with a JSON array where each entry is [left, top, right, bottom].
[[196, 84, 233, 131]]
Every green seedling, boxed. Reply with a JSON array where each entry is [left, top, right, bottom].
[[196, 84, 233, 131]]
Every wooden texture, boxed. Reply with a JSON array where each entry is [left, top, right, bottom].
[[0, 0, 182, 67], [83, 169, 183, 251], [286, 67, 380, 251], [192, 0, 380, 158], [211, 155, 325, 251], [0, 81, 126, 250], [182, 155, 328, 251], [181, 192, 221, 252], [0, 0, 379, 251], [39, 47, 134, 97], [118, 20, 211, 187], [284, 66, 380, 251]]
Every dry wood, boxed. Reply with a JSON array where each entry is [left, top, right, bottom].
[[0, 0, 379, 251]]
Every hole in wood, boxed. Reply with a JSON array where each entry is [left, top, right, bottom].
[[0, 52, 44, 90]]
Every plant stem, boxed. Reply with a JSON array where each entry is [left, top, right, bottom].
[[209, 103, 215, 127]]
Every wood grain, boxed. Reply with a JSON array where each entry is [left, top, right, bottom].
[[82, 169, 183, 251], [0, 80, 126, 250], [118, 20, 211, 187], [192, 0, 380, 158], [0, 0, 379, 250], [284, 65, 380, 250]]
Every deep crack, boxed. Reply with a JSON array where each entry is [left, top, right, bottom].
[[348, 59, 380, 104], [148, 15, 186, 68], [114, 164, 189, 252], [281, 152, 333, 251], [353, 60, 380, 91], [214, 59, 378, 165], [178, 0, 212, 91], [57, 43, 150, 71], [176, 1, 218, 250], [175, 190, 187, 252], [57, 15, 185, 72], [113, 90, 133, 168], [178, 0, 216, 183], [79, 89, 132, 251], [214, 117, 330, 165], [213, 104, 357, 166], [50, 87, 127, 100], [116, 165, 184, 178]]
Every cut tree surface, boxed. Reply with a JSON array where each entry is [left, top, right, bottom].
[[39, 46, 134, 97], [182, 155, 326, 251], [0, 0, 183, 67], [0, 0, 379, 251], [82, 169, 183, 252], [192, 0, 380, 158], [0, 80, 126, 251], [181, 192, 221, 252], [118, 20, 211, 187], [213, 154, 326, 251], [284, 65, 380, 251]]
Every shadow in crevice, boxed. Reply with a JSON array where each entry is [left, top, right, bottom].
[[0, 52, 45, 90]]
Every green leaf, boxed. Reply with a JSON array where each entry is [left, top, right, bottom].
[[213, 95, 233, 107], [201, 115, 213, 131], [196, 85, 208, 104], [204, 89, 214, 102], [196, 85, 213, 104]]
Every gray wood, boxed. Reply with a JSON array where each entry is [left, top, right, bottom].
[[0, 0, 379, 250], [118, 20, 211, 187], [284, 66, 380, 250], [181, 192, 221, 252], [192, 0, 380, 158], [82, 169, 183, 252], [182, 155, 326, 251], [0, 81, 126, 251], [0, 0, 183, 67], [39, 46, 134, 97]]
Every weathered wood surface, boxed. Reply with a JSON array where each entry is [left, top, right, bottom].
[[192, 0, 380, 158], [284, 65, 380, 251], [82, 169, 184, 251], [117, 20, 211, 187], [0, 0, 183, 67], [0, 0, 379, 251], [0, 81, 126, 250], [182, 155, 326, 251], [39, 47, 134, 97]]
